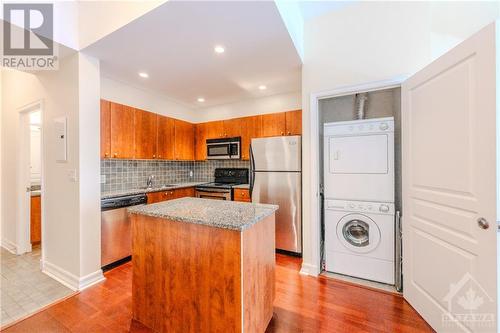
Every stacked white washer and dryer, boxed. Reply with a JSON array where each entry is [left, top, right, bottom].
[[323, 117, 395, 285]]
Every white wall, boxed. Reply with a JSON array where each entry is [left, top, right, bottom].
[[100, 76, 196, 122], [1, 50, 102, 288], [301, 1, 500, 274], [78, 1, 165, 50], [193, 91, 301, 123]]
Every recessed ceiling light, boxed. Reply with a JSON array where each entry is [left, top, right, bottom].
[[138, 72, 149, 78], [214, 45, 225, 54], [258, 85, 267, 90], [197, 97, 205, 103]]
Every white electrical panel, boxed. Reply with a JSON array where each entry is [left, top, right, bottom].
[[54, 117, 67, 162]]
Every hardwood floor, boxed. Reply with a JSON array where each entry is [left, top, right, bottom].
[[2, 254, 433, 333]]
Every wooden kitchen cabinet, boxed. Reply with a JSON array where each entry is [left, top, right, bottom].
[[157, 115, 175, 160], [234, 188, 251, 202], [110, 102, 136, 159], [174, 120, 195, 160], [100, 100, 111, 158], [173, 187, 195, 199], [147, 187, 195, 204], [30, 195, 41, 244], [285, 110, 302, 136], [240, 115, 261, 160], [223, 118, 242, 138], [261, 112, 286, 137], [134, 109, 158, 159]]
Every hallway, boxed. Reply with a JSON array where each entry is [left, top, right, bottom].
[[1, 248, 74, 327]]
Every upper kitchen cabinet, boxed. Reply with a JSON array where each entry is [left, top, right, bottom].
[[100, 100, 111, 158], [285, 110, 302, 136], [222, 118, 242, 138], [261, 112, 286, 137], [174, 119, 195, 160], [157, 115, 175, 160], [134, 109, 158, 159], [240, 115, 261, 160], [260, 111, 302, 138], [194, 121, 224, 160], [110, 102, 136, 159]]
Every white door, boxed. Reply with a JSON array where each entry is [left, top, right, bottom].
[[402, 22, 497, 332]]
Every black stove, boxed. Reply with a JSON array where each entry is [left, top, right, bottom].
[[195, 168, 249, 200]]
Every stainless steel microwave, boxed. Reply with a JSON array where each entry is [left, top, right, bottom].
[[206, 137, 241, 160]]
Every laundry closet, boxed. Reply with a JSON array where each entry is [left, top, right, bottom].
[[319, 87, 402, 291]]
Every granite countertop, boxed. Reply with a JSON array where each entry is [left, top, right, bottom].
[[101, 182, 207, 199], [128, 197, 278, 231], [233, 184, 250, 189]]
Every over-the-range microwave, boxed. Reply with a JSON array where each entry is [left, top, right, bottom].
[[206, 137, 241, 160]]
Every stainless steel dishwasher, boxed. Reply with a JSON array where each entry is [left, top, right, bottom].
[[101, 194, 147, 270]]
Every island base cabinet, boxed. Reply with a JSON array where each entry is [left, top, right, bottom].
[[131, 214, 275, 333]]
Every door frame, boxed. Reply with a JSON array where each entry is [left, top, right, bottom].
[[302, 76, 405, 276], [17, 100, 44, 258]]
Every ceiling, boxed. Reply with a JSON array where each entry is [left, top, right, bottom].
[[83, 1, 302, 108], [298, 1, 354, 21]]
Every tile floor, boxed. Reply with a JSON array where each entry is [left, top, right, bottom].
[[1, 247, 75, 328]]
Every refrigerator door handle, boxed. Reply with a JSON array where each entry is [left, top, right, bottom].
[[249, 143, 255, 197]]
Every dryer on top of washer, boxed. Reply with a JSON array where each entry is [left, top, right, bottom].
[[323, 117, 395, 203], [324, 199, 395, 285]]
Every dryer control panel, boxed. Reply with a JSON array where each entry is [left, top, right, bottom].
[[325, 199, 395, 215]]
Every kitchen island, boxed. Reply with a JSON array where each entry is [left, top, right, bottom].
[[128, 197, 278, 333]]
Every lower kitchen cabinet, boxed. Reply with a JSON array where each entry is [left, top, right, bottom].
[[146, 187, 195, 204], [30, 196, 41, 244], [234, 188, 251, 202]]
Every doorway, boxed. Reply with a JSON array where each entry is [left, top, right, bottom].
[[0, 103, 74, 329]]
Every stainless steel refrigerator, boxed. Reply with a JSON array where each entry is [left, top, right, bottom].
[[250, 136, 302, 254]]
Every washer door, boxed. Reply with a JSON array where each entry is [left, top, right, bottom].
[[336, 213, 381, 253]]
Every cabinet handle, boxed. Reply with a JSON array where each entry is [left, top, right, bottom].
[[153, 154, 156, 158], [288, 131, 291, 135], [158, 155, 162, 158], [104, 152, 109, 157], [281, 132, 284, 136], [114, 152, 118, 158]]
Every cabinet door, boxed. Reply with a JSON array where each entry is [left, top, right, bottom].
[[173, 187, 195, 199], [240, 115, 262, 160], [261, 112, 286, 137], [100, 100, 111, 158], [285, 110, 302, 135], [195, 123, 208, 161], [30, 196, 41, 244], [207, 121, 224, 139], [134, 109, 158, 159], [234, 188, 251, 202], [157, 115, 175, 160], [222, 118, 241, 138], [174, 120, 195, 160], [110, 102, 135, 159]]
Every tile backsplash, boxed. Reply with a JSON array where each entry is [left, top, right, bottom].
[[101, 159, 250, 193]]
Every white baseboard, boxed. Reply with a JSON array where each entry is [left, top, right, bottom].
[[1, 238, 17, 254], [42, 260, 105, 291], [78, 270, 105, 291], [300, 262, 321, 276]]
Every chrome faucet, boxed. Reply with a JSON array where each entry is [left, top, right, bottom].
[[147, 175, 155, 188]]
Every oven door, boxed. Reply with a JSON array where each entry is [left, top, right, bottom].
[[195, 188, 232, 200]]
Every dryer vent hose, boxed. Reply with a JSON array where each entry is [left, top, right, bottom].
[[355, 93, 368, 120]]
